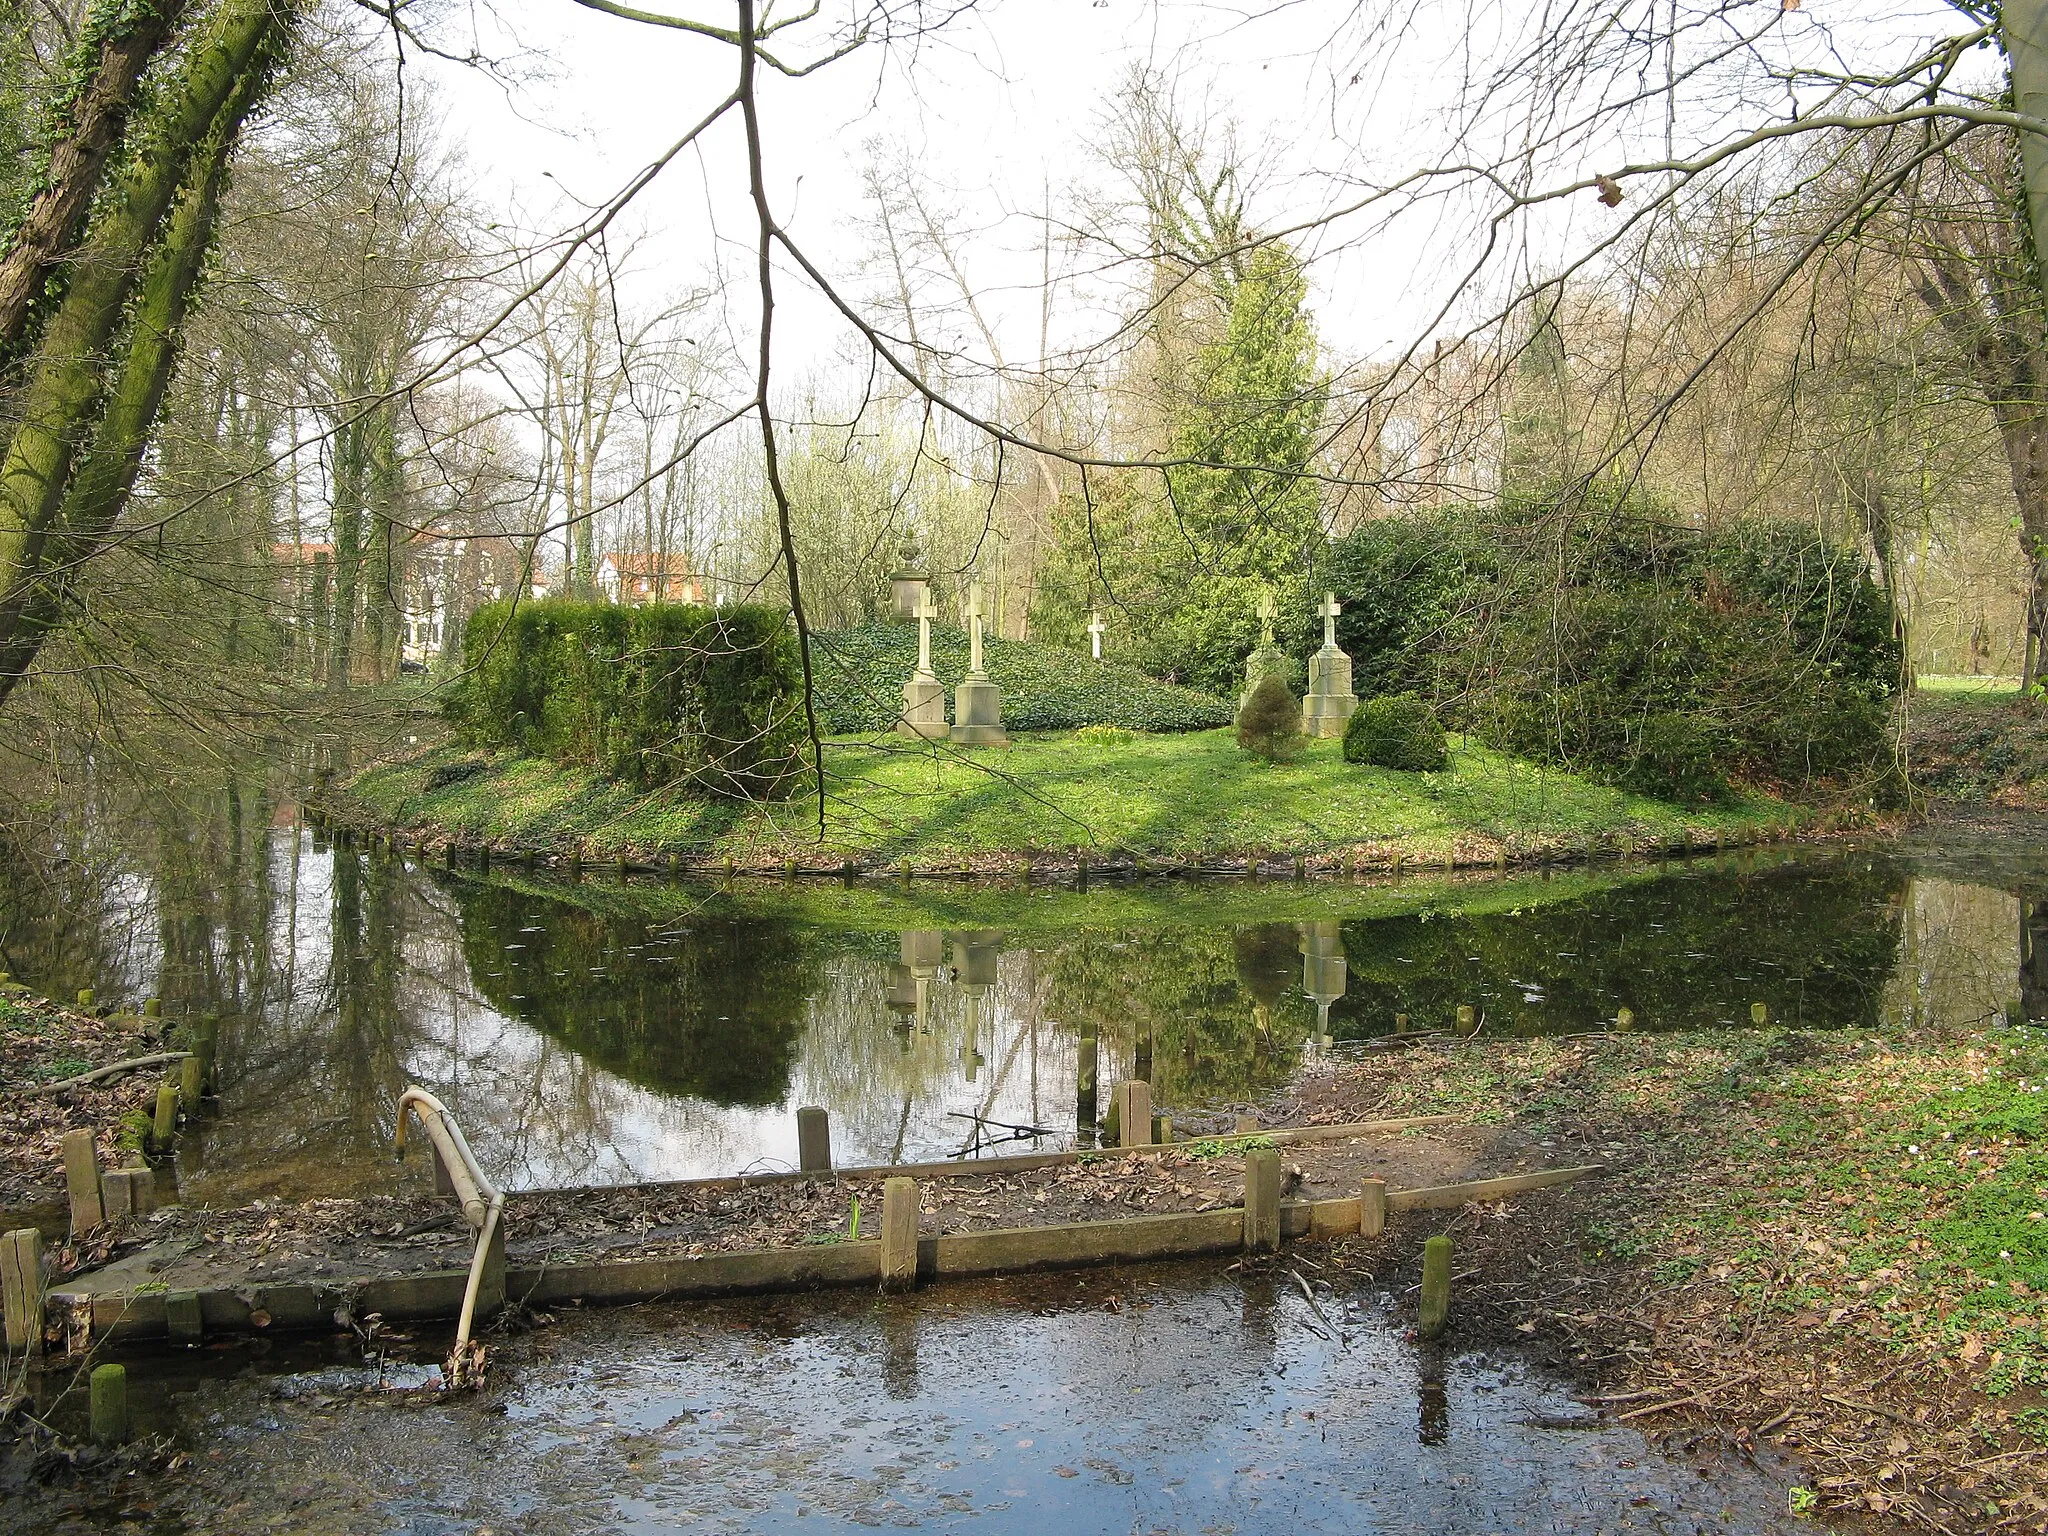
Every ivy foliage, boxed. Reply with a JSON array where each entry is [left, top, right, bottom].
[[448, 598, 807, 799], [809, 621, 1232, 734]]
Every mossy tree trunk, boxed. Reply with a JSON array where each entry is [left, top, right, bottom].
[[0, 0, 300, 708]]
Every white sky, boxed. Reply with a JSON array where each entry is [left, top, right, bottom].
[[417, 0, 1528, 377]]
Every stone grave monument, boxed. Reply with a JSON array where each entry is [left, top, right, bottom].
[[1241, 591, 1292, 703], [1302, 591, 1358, 738], [950, 582, 1009, 746], [1087, 609, 1106, 660], [898, 591, 948, 739]]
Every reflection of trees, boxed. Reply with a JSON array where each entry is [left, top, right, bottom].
[[457, 884, 815, 1105], [1332, 860, 1904, 1037], [1044, 928, 1319, 1109]]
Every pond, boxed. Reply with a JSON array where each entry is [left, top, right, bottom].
[[1, 781, 2041, 1207]]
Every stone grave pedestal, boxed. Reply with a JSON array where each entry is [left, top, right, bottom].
[[1301, 592, 1358, 737]]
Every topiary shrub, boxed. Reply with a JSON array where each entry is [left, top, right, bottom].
[[1236, 674, 1303, 761], [449, 599, 806, 799], [1342, 693, 1449, 771]]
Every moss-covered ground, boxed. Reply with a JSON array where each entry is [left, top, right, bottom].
[[338, 728, 1807, 867]]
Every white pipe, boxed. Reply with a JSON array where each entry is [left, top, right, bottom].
[[395, 1087, 503, 1356]]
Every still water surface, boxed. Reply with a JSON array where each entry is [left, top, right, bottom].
[[2, 786, 2042, 1205]]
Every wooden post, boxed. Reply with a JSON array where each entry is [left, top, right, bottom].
[[1244, 1147, 1282, 1254], [75, 988, 93, 1011], [100, 1168, 134, 1221], [1615, 1007, 1635, 1030], [1394, 1012, 1410, 1032], [1153, 1114, 1172, 1145], [89, 1363, 128, 1445], [1076, 1026, 1098, 1134], [1751, 1001, 1769, 1025], [1360, 1177, 1387, 1238], [1114, 1079, 1152, 1148], [62, 1128, 104, 1236], [796, 1106, 832, 1173], [478, 846, 491, 872], [143, 997, 162, 1020], [879, 1176, 919, 1291], [1455, 1004, 1477, 1035], [1234, 1113, 1259, 1135], [1419, 1233, 1452, 1339], [164, 1290, 202, 1345], [178, 1053, 204, 1110], [153, 1080, 178, 1150], [2, 1229, 43, 1355], [476, 1216, 506, 1318], [2009, 995, 2026, 1026]]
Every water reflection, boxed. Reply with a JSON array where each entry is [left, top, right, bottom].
[[4, 786, 2046, 1200]]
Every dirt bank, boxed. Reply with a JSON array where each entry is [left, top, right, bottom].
[[1297, 1024, 2048, 1530], [0, 983, 173, 1227]]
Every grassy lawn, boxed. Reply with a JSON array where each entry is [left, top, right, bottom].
[[1918, 674, 2024, 697], [341, 727, 1802, 865]]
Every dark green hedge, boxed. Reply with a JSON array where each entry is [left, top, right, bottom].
[[449, 599, 805, 798], [1342, 694, 1448, 772], [1293, 493, 1901, 802], [810, 623, 1233, 733]]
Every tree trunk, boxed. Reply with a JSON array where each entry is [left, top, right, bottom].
[[1996, 404, 2048, 693], [0, 0, 193, 354], [0, 0, 299, 705]]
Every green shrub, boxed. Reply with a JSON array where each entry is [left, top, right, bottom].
[[450, 599, 805, 798], [1342, 694, 1449, 771], [1236, 674, 1302, 761], [1620, 711, 1722, 803], [809, 622, 1231, 733], [1307, 492, 1900, 799]]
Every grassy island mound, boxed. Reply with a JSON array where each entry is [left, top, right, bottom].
[[338, 726, 1805, 868]]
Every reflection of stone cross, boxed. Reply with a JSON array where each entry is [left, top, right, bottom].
[[1256, 591, 1278, 646], [915, 593, 938, 679], [1319, 591, 1343, 650], [1086, 609, 1105, 660], [966, 580, 987, 676]]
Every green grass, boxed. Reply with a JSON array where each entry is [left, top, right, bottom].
[[343, 728, 1803, 866], [1915, 674, 2022, 697]]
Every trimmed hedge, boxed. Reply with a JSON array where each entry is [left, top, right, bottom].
[[810, 622, 1232, 734], [1342, 694, 1448, 772], [449, 599, 806, 798]]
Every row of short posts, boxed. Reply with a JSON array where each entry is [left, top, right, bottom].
[[785, 1098, 1455, 1336], [3, 1003, 218, 1427]]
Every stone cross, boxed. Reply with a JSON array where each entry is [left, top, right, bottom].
[[1086, 609, 1105, 660], [915, 592, 937, 679], [965, 581, 987, 676], [1256, 591, 1278, 647], [1319, 592, 1343, 650]]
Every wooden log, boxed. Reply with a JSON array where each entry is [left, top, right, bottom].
[[796, 1106, 832, 1173], [89, 1363, 128, 1444], [2, 1229, 42, 1354], [1243, 1147, 1281, 1254], [1419, 1234, 1452, 1339], [1360, 1177, 1387, 1238], [62, 1128, 104, 1236], [1386, 1165, 1605, 1211], [879, 1177, 919, 1291]]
